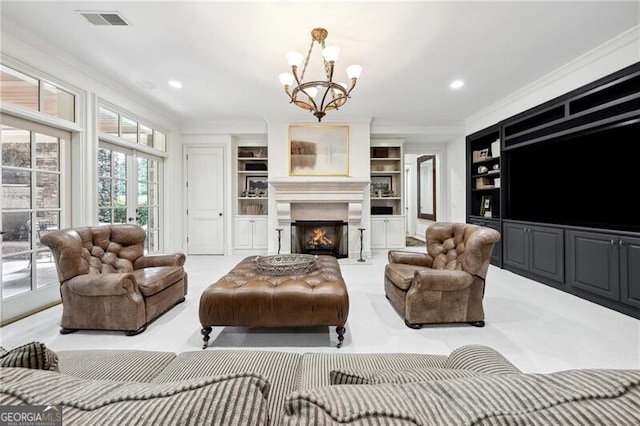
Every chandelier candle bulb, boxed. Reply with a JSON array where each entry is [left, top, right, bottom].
[[322, 46, 341, 62], [286, 51, 304, 67], [346, 65, 363, 79], [279, 27, 362, 122]]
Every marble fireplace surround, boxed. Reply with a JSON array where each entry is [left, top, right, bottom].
[[269, 177, 369, 259]]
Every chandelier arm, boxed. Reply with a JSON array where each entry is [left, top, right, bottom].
[[346, 78, 358, 94], [299, 39, 315, 82], [291, 84, 319, 110]]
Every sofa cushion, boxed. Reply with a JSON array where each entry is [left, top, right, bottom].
[[0, 367, 270, 426], [298, 352, 448, 390], [444, 344, 521, 374], [132, 266, 185, 297], [283, 369, 640, 426], [151, 349, 300, 426], [0, 341, 59, 372], [330, 367, 482, 385], [57, 349, 176, 382]]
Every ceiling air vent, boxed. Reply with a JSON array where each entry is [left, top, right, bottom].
[[79, 11, 129, 26]]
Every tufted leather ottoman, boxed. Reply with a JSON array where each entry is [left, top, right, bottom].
[[199, 255, 349, 348]]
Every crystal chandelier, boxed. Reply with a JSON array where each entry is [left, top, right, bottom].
[[279, 28, 362, 122]]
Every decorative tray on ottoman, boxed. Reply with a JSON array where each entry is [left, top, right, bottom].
[[255, 254, 317, 275]]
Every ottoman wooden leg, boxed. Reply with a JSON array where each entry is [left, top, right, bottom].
[[336, 326, 346, 348], [201, 326, 212, 349]]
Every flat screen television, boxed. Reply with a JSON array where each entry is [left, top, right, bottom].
[[506, 118, 639, 232]]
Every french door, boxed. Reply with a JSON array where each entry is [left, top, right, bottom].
[[98, 141, 162, 253], [1, 114, 70, 324]]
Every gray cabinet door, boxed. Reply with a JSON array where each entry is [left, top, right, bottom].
[[620, 235, 640, 308], [566, 230, 619, 301], [503, 221, 563, 282], [503, 222, 528, 270], [528, 224, 564, 282]]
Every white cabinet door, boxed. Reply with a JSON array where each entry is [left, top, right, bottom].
[[386, 217, 406, 248], [234, 217, 254, 249], [371, 216, 406, 249], [234, 217, 268, 250], [252, 217, 269, 249], [370, 217, 387, 249]]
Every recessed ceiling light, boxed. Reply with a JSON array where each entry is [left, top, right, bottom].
[[450, 79, 464, 89], [168, 80, 183, 89]]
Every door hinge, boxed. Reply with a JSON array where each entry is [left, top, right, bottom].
[[186, 209, 189, 215], [186, 181, 189, 188], [187, 236, 189, 243]]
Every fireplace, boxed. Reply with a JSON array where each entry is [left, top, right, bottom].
[[291, 221, 348, 258]]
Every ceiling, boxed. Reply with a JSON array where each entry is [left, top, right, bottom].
[[1, 1, 639, 128]]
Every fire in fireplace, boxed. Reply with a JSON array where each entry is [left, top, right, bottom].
[[291, 220, 348, 258]]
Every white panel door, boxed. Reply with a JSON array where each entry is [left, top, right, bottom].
[[186, 147, 224, 254]]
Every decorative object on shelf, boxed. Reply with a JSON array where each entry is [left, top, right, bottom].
[[492, 163, 500, 171], [255, 254, 317, 275], [491, 140, 500, 157], [371, 175, 392, 196], [480, 195, 492, 218], [372, 147, 389, 158], [476, 177, 492, 189], [472, 148, 490, 162], [289, 125, 349, 176], [243, 203, 263, 215], [278, 28, 362, 122], [246, 176, 268, 197], [494, 178, 501, 188], [358, 228, 366, 262], [477, 166, 488, 174], [276, 228, 283, 254], [245, 162, 267, 171]]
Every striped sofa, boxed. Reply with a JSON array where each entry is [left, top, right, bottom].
[[1, 345, 639, 425]]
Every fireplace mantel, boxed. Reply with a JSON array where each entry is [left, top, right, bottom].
[[269, 177, 369, 259], [269, 177, 370, 203]]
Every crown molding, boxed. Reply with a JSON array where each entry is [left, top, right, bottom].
[[466, 24, 640, 134]]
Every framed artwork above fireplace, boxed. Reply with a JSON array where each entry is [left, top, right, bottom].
[[289, 124, 349, 176]]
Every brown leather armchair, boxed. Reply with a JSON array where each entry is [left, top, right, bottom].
[[384, 222, 500, 328], [41, 225, 188, 335]]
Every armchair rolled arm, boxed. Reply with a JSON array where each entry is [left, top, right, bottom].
[[412, 269, 473, 292], [388, 250, 433, 267], [134, 253, 186, 269], [65, 273, 139, 297]]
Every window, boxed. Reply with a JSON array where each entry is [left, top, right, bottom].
[[0, 64, 75, 122], [97, 106, 166, 152]]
